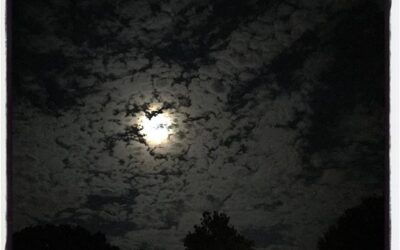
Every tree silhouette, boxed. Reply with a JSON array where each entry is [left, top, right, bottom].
[[183, 211, 254, 250], [12, 224, 120, 250], [318, 196, 385, 250]]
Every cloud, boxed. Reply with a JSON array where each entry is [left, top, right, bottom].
[[11, 0, 385, 249]]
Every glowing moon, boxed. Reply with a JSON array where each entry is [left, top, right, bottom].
[[140, 113, 172, 145]]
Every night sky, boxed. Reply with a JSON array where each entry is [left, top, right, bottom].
[[10, 0, 387, 249]]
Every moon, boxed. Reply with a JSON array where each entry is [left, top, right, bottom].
[[140, 113, 172, 145]]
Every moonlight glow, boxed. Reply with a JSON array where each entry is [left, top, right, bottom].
[[140, 113, 172, 145]]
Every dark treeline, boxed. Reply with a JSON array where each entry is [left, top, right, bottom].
[[318, 196, 385, 250], [12, 224, 119, 250], [11, 197, 384, 250]]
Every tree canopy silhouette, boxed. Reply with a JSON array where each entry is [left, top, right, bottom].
[[318, 196, 385, 250], [12, 224, 120, 250], [183, 211, 254, 250]]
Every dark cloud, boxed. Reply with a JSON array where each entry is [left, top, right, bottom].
[[11, 0, 387, 249], [242, 224, 294, 248]]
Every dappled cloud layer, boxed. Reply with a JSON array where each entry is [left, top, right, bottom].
[[11, 0, 386, 249]]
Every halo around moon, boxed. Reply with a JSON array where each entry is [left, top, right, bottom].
[[140, 113, 172, 145]]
